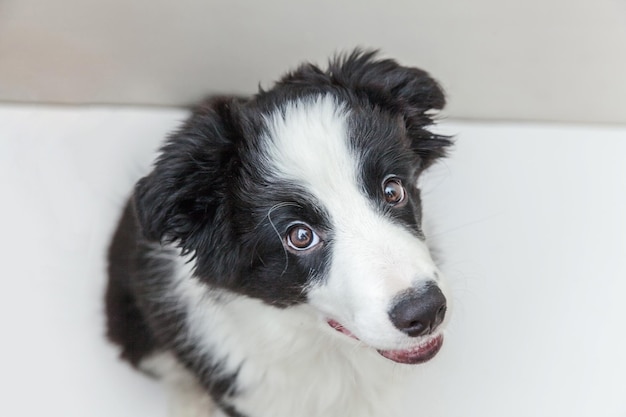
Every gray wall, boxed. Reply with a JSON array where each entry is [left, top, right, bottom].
[[2, 0, 626, 124]]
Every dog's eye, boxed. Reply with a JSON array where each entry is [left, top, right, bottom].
[[286, 223, 320, 252], [383, 177, 407, 206]]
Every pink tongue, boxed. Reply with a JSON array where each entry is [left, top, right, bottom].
[[378, 334, 444, 365], [327, 319, 444, 365], [327, 319, 358, 339]]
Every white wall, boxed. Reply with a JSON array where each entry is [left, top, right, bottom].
[[1, 106, 625, 416], [1, 1, 625, 415], [413, 122, 626, 416], [2, 0, 626, 124]]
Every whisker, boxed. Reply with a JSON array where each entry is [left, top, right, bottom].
[[427, 211, 505, 239], [266, 202, 302, 276]]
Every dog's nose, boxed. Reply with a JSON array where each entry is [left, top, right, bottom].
[[388, 284, 447, 337]]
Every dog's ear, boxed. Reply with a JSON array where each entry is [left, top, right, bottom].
[[332, 50, 452, 169], [133, 96, 243, 280], [282, 50, 452, 169]]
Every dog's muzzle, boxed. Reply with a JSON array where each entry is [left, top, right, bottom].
[[327, 281, 447, 365]]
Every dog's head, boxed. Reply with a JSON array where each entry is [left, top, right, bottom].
[[135, 50, 452, 364]]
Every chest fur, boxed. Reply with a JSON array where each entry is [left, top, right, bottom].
[[175, 276, 409, 417]]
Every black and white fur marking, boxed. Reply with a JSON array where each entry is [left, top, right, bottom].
[[106, 50, 453, 417]]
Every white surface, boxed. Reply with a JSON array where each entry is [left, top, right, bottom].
[[2, 0, 626, 124], [1, 105, 625, 416]]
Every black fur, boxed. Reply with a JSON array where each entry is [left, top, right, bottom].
[[272, 49, 450, 169], [105, 49, 451, 416], [106, 201, 157, 366], [106, 199, 242, 410]]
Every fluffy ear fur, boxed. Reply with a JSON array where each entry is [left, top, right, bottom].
[[280, 49, 452, 169], [133, 96, 243, 282]]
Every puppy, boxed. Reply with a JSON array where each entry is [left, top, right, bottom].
[[106, 50, 452, 417]]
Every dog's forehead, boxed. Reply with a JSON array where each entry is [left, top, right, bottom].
[[261, 95, 362, 204]]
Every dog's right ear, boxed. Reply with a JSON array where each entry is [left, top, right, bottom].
[[133, 97, 242, 271]]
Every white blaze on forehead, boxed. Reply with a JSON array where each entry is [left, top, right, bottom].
[[261, 94, 442, 347], [260, 93, 432, 265], [262, 94, 360, 205]]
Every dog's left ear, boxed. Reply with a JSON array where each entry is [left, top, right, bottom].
[[329, 50, 452, 169], [281, 50, 451, 168], [277, 50, 451, 169]]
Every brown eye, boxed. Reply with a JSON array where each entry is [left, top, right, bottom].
[[286, 223, 320, 251], [383, 177, 406, 206]]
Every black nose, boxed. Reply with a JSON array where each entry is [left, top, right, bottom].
[[388, 284, 447, 337]]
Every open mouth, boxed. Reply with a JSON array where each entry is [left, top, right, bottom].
[[327, 319, 443, 365]]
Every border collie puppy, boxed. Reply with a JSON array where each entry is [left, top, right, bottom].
[[106, 50, 452, 417]]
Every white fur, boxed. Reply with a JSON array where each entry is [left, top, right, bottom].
[[263, 95, 444, 349], [141, 352, 219, 417], [145, 95, 447, 417], [150, 254, 411, 417]]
